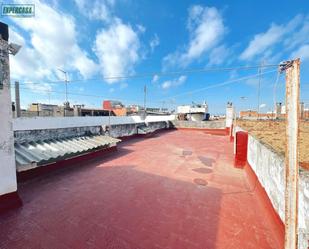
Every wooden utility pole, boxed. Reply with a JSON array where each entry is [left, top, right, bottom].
[[284, 58, 300, 249]]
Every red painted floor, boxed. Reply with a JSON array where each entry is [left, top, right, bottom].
[[0, 130, 281, 249]]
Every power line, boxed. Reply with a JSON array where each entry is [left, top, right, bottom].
[[14, 64, 279, 86], [8, 69, 279, 105], [156, 69, 278, 101], [9, 85, 163, 105], [257, 61, 264, 115], [273, 71, 282, 116]]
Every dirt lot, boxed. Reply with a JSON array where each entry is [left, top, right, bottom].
[[236, 120, 309, 167]]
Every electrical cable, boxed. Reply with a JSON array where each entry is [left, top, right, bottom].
[[13, 64, 279, 86], [9, 69, 278, 102], [273, 71, 282, 118], [156, 69, 278, 102], [6, 68, 280, 109]]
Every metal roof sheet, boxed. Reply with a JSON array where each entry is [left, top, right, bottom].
[[137, 125, 153, 135], [15, 135, 121, 172]]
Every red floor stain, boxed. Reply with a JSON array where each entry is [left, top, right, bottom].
[[0, 130, 282, 249]]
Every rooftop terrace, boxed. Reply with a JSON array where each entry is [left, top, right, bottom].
[[0, 130, 282, 249]]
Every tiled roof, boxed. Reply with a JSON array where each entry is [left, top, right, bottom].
[[15, 135, 120, 172]]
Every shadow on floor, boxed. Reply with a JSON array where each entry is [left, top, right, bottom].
[[3, 162, 222, 249]]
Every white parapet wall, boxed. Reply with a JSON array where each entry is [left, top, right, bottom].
[[226, 106, 234, 128], [13, 115, 176, 131], [247, 135, 285, 220], [240, 130, 309, 249]]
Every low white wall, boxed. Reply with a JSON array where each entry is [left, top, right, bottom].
[[236, 128, 309, 249], [299, 171, 309, 249], [13, 115, 176, 131], [247, 135, 285, 221]]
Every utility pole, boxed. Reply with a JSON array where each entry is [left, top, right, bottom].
[[15, 81, 21, 118], [47, 89, 51, 105], [58, 68, 69, 116], [143, 84, 147, 119], [284, 59, 300, 249], [257, 61, 263, 119], [108, 109, 111, 135]]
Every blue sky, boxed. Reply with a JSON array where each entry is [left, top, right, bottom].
[[3, 0, 309, 114]]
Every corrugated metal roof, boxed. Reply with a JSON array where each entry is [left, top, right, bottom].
[[137, 125, 153, 135], [15, 135, 121, 172]]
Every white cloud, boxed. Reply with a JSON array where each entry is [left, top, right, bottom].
[[137, 24, 146, 33], [22, 81, 53, 94], [240, 24, 285, 61], [284, 16, 309, 50], [186, 6, 224, 60], [150, 34, 160, 52], [162, 75, 187, 89], [10, 0, 98, 82], [208, 45, 230, 65], [291, 44, 309, 61], [163, 5, 225, 69], [9, 28, 51, 80], [93, 18, 141, 83], [74, 0, 114, 22], [260, 103, 266, 108], [240, 15, 303, 61], [120, 82, 128, 89], [152, 74, 159, 83]]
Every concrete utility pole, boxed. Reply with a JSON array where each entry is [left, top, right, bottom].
[[0, 22, 22, 210], [15, 81, 21, 118], [284, 59, 300, 249]]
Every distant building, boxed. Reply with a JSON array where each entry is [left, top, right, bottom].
[[239, 102, 309, 120], [239, 110, 259, 118], [103, 100, 127, 116], [177, 102, 209, 121], [27, 103, 73, 117], [73, 105, 109, 117], [126, 104, 141, 115]]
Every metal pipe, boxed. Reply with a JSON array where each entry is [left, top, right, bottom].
[[15, 81, 21, 117]]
